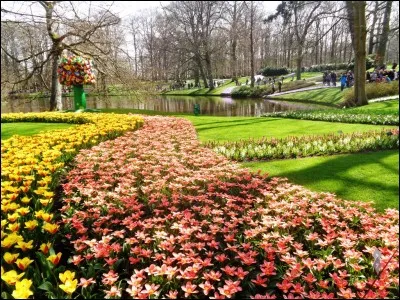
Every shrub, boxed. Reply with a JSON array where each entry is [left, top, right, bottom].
[[280, 80, 316, 92], [260, 67, 289, 77], [343, 81, 399, 106], [307, 57, 374, 73], [231, 85, 272, 98]]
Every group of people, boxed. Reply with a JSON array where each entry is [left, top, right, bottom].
[[322, 71, 338, 86], [366, 64, 398, 83], [339, 71, 354, 91]]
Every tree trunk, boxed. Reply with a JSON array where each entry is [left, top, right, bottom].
[[375, 1, 392, 67], [296, 45, 303, 80], [231, 1, 238, 78], [368, 1, 379, 55], [346, 1, 368, 106], [250, 1, 255, 87], [56, 77, 62, 111], [205, 50, 214, 89], [49, 51, 60, 111]]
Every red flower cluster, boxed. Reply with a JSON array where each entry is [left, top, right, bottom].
[[61, 116, 399, 299]]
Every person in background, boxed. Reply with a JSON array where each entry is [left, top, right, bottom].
[[340, 73, 347, 91], [331, 72, 337, 86], [278, 80, 282, 93]]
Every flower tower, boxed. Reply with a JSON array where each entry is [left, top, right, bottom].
[[57, 55, 96, 110]]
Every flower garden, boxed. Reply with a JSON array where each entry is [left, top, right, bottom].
[[1, 112, 399, 299], [205, 129, 399, 161]]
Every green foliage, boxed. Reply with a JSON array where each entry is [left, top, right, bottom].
[[307, 56, 374, 72], [231, 81, 316, 98], [280, 80, 316, 92], [231, 85, 272, 98], [205, 129, 399, 162], [262, 110, 399, 125], [260, 67, 289, 77], [343, 81, 399, 106]]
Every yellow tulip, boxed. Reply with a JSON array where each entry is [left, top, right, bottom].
[[24, 220, 38, 231], [47, 252, 62, 265], [7, 222, 20, 232], [1, 269, 25, 285], [1, 233, 23, 248], [59, 279, 78, 295], [16, 207, 29, 216], [39, 242, 52, 254], [15, 240, 34, 252], [7, 212, 20, 222], [3, 252, 19, 264], [42, 221, 59, 234], [15, 257, 34, 271], [59, 270, 75, 283], [20, 196, 31, 204], [12, 279, 33, 299]]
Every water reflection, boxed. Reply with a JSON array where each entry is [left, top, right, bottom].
[[1, 94, 328, 116]]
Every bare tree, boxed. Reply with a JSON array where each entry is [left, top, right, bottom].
[[2, 1, 120, 110], [345, 1, 367, 106], [374, 1, 393, 66]]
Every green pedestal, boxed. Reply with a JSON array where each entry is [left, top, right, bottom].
[[73, 85, 86, 110]]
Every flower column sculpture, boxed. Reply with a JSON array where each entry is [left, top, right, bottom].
[[58, 55, 96, 111]]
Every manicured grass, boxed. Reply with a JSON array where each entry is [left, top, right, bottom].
[[272, 87, 344, 106], [1, 122, 74, 140], [96, 109, 396, 142], [162, 77, 248, 96], [242, 150, 399, 211], [181, 116, 396, 142], [353, 99, 399, 114]]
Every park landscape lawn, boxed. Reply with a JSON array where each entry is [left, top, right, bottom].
[[242, 150, 399, 212], [1, 122, 74, 140], [162, 76, 249, 96], [272, 87, 345, 106]]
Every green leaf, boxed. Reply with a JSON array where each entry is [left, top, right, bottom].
[[38, 281, 55, 292], [1, 292, 12, 299]]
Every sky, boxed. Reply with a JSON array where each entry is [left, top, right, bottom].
[[112, 1, 282, 18], [1, 1, 282, 21]]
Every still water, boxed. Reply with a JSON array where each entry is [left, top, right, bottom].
[[1, 94, 327, 116]]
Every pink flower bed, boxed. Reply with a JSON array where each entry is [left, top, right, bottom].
[[61, 116, 399, 299]]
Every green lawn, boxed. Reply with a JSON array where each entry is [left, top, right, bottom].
[[272, 87, 344, 106], [180, 116, 395, 142], [352, 99, 399, 114], [162, 77, 249, 96], [242, 150, 399, 212], [1, 122, 74, 140]]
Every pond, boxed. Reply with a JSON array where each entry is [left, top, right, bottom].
[[1, 94, 328, 116]]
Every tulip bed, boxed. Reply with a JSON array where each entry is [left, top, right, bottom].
[[1, 114, 399, 299], [205, 129, 399, 162], [1, 112, 143, 299], [261, 111, 399, 125], [57, 117, 397, 299]]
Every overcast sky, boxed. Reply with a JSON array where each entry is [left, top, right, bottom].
[[112, 1, 281, 18], [1, 1, 281, 21]]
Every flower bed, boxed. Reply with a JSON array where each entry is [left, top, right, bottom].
[[1, 112, 143, 298], [261, 111, 399, 125], [55, 117, 398, 299], [205, 129, 399, 162]]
